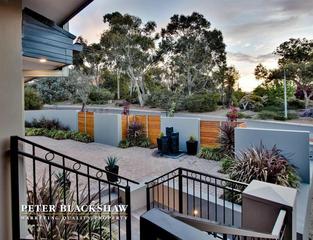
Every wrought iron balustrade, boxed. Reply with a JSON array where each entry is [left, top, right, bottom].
[[11, 136, 139, 240]]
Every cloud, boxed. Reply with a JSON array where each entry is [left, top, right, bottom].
[[228, 52, 278, 64], [227, 16, 299, 39], [70, 0, 313, 91]]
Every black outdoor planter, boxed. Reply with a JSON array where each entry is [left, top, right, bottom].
[[157, 137, 162, 152], [105, 165, 119, 182], [170, 132, 179, 154], [160, 136, 170, 154], [186, 140, 198, 155]]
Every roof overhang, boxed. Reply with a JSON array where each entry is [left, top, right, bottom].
[[22, 0, 94, 26]]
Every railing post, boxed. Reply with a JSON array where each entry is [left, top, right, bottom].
[[125, 185, 132, 240], [10, 136, 20, 240], [146, 186, 150, 211], [178, 168, 183, 214]]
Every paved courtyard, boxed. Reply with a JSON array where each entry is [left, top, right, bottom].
[[25, 136, 224, 184], [23, 136, 225, 239]]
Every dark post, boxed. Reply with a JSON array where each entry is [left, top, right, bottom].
[[178, 168, 183, 214], [125, 186, 132, 240], [10, 136, 20, 240], [146, 186, 150, 211]]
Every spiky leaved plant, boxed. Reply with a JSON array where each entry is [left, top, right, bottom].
[[219, 123, 235, 157], [127, 121, 146, 146], [106, 156, 118, 168], [26, 170, 115, 240], [229, 142, 300, 188]]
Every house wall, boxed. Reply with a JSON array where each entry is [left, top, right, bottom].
[[0, 0, 23, 239], [235, 127, 310, 183], [161, 117, 200, 152], [25, 110, 79, 131], [94, 113, 122, 146]]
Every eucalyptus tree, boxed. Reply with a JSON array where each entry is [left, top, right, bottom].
[[255, 38, 313, 109], [73, 37, 105, 87], [224, 66, 240, 106], [68, 69, 93, 111], [100, 12, 160, 106], [160, 12, 227, 95], [274, 38, 313, 108]]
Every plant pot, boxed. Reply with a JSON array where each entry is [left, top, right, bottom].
[[105, 165, 119, 182], [186, 140, 198, 155], [170, 132, 179, 154], [166, 127, 173, 137], [160, 136, 169, 154], [157, 138, 162, 152]]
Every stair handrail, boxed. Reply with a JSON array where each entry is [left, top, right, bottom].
[[168, 209, 287, 240]]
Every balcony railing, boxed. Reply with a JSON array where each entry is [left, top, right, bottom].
[[145, 168, 287, 240], [146, 168, 248, 227], [11, 136, 139, 240]]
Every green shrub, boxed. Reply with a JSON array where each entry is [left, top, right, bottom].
[[198, 147, 222, 161], [25, 117, 69, 130], [220, 157, 235, 174], [25, 128, 93, 143], [88, 87, 114, 104], [288, 98, 305, 110], [239, 94, 266, 112], [185, 93, 219, 112], [229, 143, 300, 188], [139, 138, 151, 148], [257, 110, 298, 120], [25, 87, 43, 110], [256, 110, 279, 120], [118, 139, 131, 148], [237, 112, 252, 119], [263, 105, 283, 112], [146, 89, 172, 108], [118, 122, 151, 148]]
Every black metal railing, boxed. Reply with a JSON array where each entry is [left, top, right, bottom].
[[11, 136, 139, 240], [170, 209, 287, 240], [141, 208, 286, 240], [145, 168, 248, 228]]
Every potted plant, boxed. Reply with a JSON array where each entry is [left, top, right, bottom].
[[186, 136, 198, 155], [157, 132, 165, 152], [105, 156, 119, 182]]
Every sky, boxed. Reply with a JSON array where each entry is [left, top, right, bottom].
[[70, 0, 313, 92]]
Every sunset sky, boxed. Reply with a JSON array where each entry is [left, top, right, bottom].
[[70, 0, 313, 91]]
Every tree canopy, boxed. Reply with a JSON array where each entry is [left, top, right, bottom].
[[160, 12, 227, 95]]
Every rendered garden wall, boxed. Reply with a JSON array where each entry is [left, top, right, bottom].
[[235, 127, 310, 183]]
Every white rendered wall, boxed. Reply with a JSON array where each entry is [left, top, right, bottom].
[[25, 110, 79, 131], [161, 117, 200, 152], [0, 1, 23, 239], [235, 127, 310, 183], [94, 113, 122, 146]]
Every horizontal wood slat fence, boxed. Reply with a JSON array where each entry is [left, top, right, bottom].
[[200, 120, 246, 147], [78, 111, 94, 137], [77, 112, 246, 148], [122, 115, 161, 145]]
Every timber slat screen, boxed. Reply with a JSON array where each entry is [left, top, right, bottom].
[[78, 112, 94, 137], [122, 115, 161, 145], [78, 112, 246, 147], [200, 121, 246, 147], [200, 121, 221, 147]]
